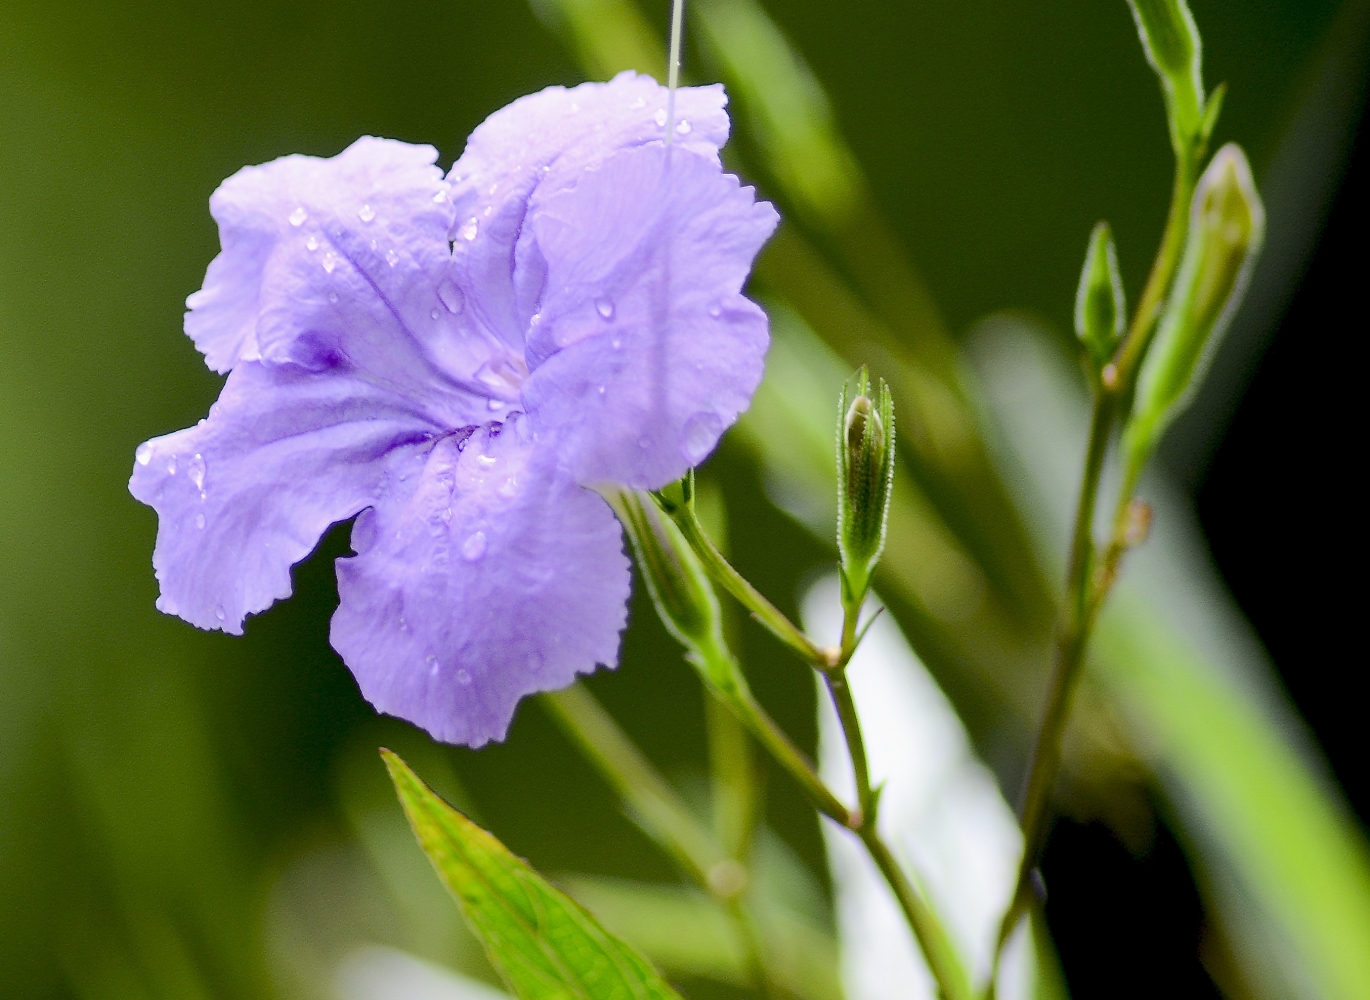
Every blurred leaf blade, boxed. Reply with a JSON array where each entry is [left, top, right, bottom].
[[383, 750, 686, 1000], [1096, 597, 1370, 1000]]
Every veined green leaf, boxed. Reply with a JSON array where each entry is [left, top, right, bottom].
[[383, 750, 687, 1000]]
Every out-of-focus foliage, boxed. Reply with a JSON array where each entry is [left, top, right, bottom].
[[1, 1, 1365, 998]]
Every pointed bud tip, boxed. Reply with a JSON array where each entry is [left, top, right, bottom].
[[1075, 220, 1126, 372]]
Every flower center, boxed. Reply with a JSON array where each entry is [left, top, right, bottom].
[[473, 353, 528, 406]]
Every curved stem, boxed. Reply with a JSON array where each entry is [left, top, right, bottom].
[[991, 131, 1202, 978], [993, 391, 1111, 958], [1114, 158, 1197, 391], [703, 649, 971, 1000], [861, 827, 974, 1000], [670, 504, 829, 666]]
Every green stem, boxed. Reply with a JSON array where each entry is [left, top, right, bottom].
[[1113, 153, 1198, 393], [860, 827, 975, 1000], [659, 482, 968, 998], [669, 504, 829, 666], [993, 390, 1112, 958], [823, 669, 874, 824], [543, 685, 782, 994], [542, 685, 725, 884], [991, 135, 1201, 978], [701, 645, 971, 1000]]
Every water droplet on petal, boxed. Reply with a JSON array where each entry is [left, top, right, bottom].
[[456, 668, 472, 685], [675, 119, 692, 135], [477, 455, 497, 468], [595, 296, 615, 320], [683, 411, 723, 464], [195, 513, 205, 529], [438, 279, 464, 314], [357, 203, 375, 222], [385, 248, 399, 267], [487, 398, 504, 411], [596, 385, 606, 396], [611, 338, 622, 349], [327, 291, 338, 304], [215, 605, 226, 621], [498, 476, 518, 498], [708, 302, 723, 318], [431, 308, 441, 320], [321, 252, 339, 274], [440, 506, 453, 523], [166, 456, 177, 475], [630, 96, 646, 109], [305, 235, 319, 251], [462, 531, 487, 561], [654, 108, 667, 127], [187, 453, 206, 490], [433, 189, 447, 203], [288, 206, 307, 226], [460, 218, 479, 241], [136, 443, 151, 466], [426, 655, 439, 676]]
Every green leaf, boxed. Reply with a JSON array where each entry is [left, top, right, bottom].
[[382, 750, 687, 1000]]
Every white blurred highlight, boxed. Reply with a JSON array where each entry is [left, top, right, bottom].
[[802, 576, 1036, 999], [335, 945, 511, 1000]]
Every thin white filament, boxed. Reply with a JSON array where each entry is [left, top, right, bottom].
[[665, 0, 685, 146]]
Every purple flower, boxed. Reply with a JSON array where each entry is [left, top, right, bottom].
[[129, 73, 778, 746]]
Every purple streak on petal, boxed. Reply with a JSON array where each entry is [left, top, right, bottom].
[[520, 144, 778, 489], [129, 361, 441, 633], [187, 136, 500, 405], [331, 421, 630, 746], [446, 73, 730, 355]]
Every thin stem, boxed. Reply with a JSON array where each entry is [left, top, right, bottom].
[[665, 0, 684, 144], [727, 899, 784, 1000], [658, 487, 967, 997], [823, 669, 873, 824], [991, 140, 1201, 974], [860, 828, 975, 1000], [542, 685, 780, 994], [701, 645, 971, 1000], [1113, 154, 1199, 393], [719, 676, 851, 826], [993, 391, 1110, 956], [671, 506, 829, 666], [543, 685, 724, 884]]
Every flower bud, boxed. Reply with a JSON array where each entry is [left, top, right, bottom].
[[1075, 221, 1126, 376], [1127, 0, 1206, 145], [837, 369, 895, 603], [605, 487, 737, 692], [1125, 144, 1264, 471]]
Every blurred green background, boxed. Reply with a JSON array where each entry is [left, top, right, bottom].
[[2, 1, 1366, 998]]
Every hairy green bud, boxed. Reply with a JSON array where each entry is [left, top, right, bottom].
[[1125, 143, 1265, 471], [836, 369, 895, 603], [1074, 221, 1127, 375]]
